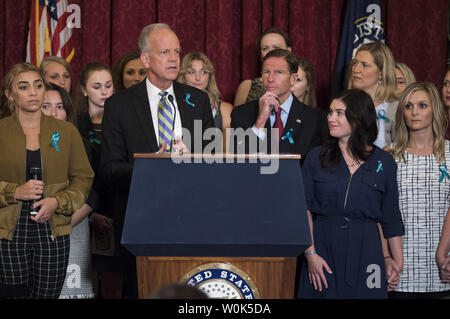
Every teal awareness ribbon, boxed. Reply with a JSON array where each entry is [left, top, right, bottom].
[[89, 131, 101, 144], [376, 160, 383, 173], [185, 93, 195, 107], [50, 132, 60, 152], [439, 163, 450, 182], [377, 110, 390, 122], [281, 128, 294, 144]]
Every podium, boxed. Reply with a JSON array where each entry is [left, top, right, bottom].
[[121, 153, 311, 299]]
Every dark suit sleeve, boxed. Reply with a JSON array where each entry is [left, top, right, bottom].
[[200, 91, 215, 150], [100, 95, 133, 186], [311, 108, 328, 150], [230, 102, 267, 154], [201, 92, 214, 131]]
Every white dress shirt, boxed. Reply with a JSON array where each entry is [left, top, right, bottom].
[[145, 78, 183, 145]]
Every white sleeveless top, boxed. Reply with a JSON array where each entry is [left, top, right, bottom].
[[395, 140, 450, 292]]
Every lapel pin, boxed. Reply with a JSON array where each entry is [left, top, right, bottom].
[[281, 128, 295, 144], [376, 160, 383, 173], [50, 132, 60, 152], [185, 93, 195, 107], [439, 163, 450, 182]]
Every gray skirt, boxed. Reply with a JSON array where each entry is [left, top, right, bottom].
[[59, 218, 95, 299]]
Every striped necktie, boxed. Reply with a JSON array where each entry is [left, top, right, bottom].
[[157, 91, 174, 151]]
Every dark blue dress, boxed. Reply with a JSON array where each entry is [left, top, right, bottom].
[[297, 146, 404, 299]]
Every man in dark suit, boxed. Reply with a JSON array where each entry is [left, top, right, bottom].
[[102, 23, 213, 184], [99, 23, 213, 298], [231, 49, 326, 159]]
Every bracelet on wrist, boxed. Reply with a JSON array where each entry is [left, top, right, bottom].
[[305, 250, 317, 256], [384, 256, 392, 259]]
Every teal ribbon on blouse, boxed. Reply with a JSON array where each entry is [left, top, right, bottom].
[[281, 128, 294, 144], [377, 110, 390, 122], [376, 160, 383, 173], [50, 132, 60, 152], [89, 131, 101, 144], [439, 163, 450, 182]]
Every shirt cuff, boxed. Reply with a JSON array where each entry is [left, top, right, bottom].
[[381, 221, 405, 238], [252, 126, 266, 140]]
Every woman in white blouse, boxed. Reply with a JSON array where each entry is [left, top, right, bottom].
[[387, 81, 450, 298]]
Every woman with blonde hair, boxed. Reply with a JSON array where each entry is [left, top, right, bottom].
[[395, 62, 416, 97], [349, 42, 398, 148], [178, 51, 233, 151], [40, 56, 73, 94], [441, 65, 450, 139], [0, 63, 93, 298], [291, 58, 317, 108], [387, 81, 450, 298]]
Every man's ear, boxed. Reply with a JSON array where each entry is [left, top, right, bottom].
[[141, 52, 150, 69], [290, 72, 298, 87]]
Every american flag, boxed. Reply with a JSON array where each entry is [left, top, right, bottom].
[[26, 0, 75, 67]]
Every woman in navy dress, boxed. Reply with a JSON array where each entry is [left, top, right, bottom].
[[298, 89, 404, 298]]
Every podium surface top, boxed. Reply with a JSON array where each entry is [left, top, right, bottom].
[[134, 152, 301, 160], [122, 154, 310, 257]]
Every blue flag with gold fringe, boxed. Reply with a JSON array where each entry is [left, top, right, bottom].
[[331, 0, 385, 98]]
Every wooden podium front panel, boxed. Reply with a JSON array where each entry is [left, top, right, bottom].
[[137, 256, 297, 299]]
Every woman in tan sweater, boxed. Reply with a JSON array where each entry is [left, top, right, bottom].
[[0, 63, 93, 298]]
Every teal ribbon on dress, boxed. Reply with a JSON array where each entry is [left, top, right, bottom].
[[281, 128, 294, 144], [376, 160, 383, 173], [377, 110, 390, 122], [185, 93, 195, 107], [50, 132, 60, 152], [88, 131, 101, 144], [439, 163, 450, 182]]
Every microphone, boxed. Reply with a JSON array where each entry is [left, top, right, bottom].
[[28, 165, 42, 216], [167, 94, 177, 146]]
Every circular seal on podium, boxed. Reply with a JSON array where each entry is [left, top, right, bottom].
[[181, 262, 260, 299]]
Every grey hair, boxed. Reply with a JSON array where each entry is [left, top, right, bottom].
[[138, 23, 172, 53]]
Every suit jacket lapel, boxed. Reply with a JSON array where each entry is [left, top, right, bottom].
[[282, 97, 305, 152], [173, 82, 194, 133], [133, 81, 158, 150]]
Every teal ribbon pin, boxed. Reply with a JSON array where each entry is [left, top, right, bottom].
[[185, 93, 195, 107], [439, 163, 450, 182], [376, 160, 383, 173], [281, 128, 294, 144], [50, 132, 60, 152], [89, 131, 101, 144], [377, 110, 390, 122]]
